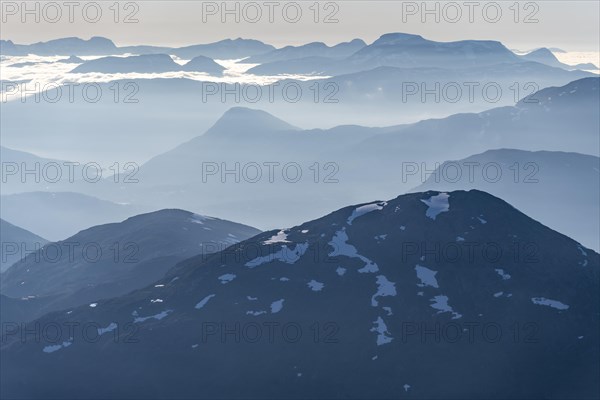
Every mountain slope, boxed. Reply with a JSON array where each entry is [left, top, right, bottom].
[[0, 192, 150, 241], [0, 190, 597, 399], [0, 219, 48, 272], [412, 149, 600, 251], [521, 48, 597, 70], [0, 209, 260, 321]]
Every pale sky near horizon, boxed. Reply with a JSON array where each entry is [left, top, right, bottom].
[[1, 1, 599, 51]]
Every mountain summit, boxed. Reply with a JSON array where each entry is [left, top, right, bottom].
[[204, 107, 299, 137]]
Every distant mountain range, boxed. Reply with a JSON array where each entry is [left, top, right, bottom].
[[521, 48, 597, 70], [2, 78, 597, 245], [246, 33, 596, 76], [0, 209, 260, 322], [88, 78, 598, 238], [1, 37, 274, 59], [1, 190, 597, 398], [71, 54, 225, 75]]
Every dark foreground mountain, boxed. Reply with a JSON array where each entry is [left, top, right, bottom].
[[0, 219, 48, 272], [1, 190, 597, 399], [0, 209, 260, 322]]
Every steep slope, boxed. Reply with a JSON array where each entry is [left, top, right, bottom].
[[0, 209, 260, 321], [0, 219, 48, 272], [1, 190, 597, 399]]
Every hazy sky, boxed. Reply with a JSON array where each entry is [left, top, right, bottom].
[[1, 1, 599, 51]]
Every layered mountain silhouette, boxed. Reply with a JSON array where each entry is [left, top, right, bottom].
[[1, 190, 597, 398], [0, 37, 118, 56], [0, 209, 260, 322], [412, 149, 600, 251], [0, 219, 48, 272], [93, 78, 599, 239], [245, 39, 366, 64], [1, 37, 274, 59], [520, 48, 597, 70], [71, 54, 225, 75], [0, 192, 150, 241], [247, 33, 595, 77]]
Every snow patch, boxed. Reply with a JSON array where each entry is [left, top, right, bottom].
[[218, 273, 236, 284], [264, 230, 290, 244], [43, 339, 73, 354], [195, 294, 216, 309], [370, 317, 393, 345], [329, 229, 379, 273], [430, 295, 462, 319], [495, 268, 511, 280], [415, 265, 439, 288], [347, 202, 386, 225], [134, 309, 173, 323], [307, 280, 324, 291], [98, 322, 118, 336], [245, 242, 309, 268], [421, 193, 450, 220], [270, 299, 284, 314], [371, 275, 397, 306], [531, 297, 569, 310], [246, 310, 267, 316]]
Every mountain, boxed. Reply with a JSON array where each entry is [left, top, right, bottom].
[[101, 78, 598, 229], [181, 55, 225, 74], [0, 209, 260, 322], [203, 106, 299, 136], [246, 56, 336, 75], [521, 48, 597, 70], [346, 33, 520, 69], [0, 294, 44, 323], [1, 36, 274, 59], [58, 55, 84, 64], [171, 38, 275, 59], [0, 39, 18, 54], [71, 54, 183, 74], [1, 190, 597, 398], [0, 219, 48, 272], [252, 32, 523, 76], [71, 54, 226, 75], [0, 146, 84, 195], [1, 36, 118, 56], [0, 192, 149, 241], [356, 77, 600, 162], [412, 149, 600, 251], [244, 39, 366, 64]]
